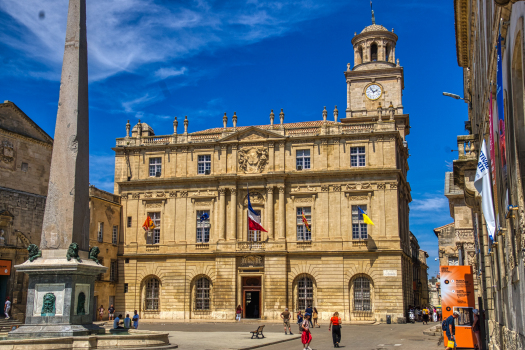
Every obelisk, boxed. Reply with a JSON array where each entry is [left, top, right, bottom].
[[10, 0, 106, 338]]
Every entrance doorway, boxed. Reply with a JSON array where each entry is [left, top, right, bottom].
[[242, 276, 261, 319]]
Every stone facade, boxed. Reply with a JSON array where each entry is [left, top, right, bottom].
[[0, 101, 53, 320], [89, 186, 121, 320], [113, 23, 415, 323], [450, 1, 525, 349]]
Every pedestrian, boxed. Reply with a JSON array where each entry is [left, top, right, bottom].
[[329, 311, 342, 348], [433, 307, 438, 322], [422, 306, 429, 325], [305, 305, 313, 327], [98, 305, 105, 321], [108, 304, 115, 321], [472, 309, 481, 350], [312, 307, 321, 328], [301, 313, 313, 350], [443, 311, 459, 349], [113, 314, 123, 329], [132, 310, 139, 329], [236, 305, 242, 321], [4, 297, 10, 320], [297, 311, 304, 333], [124, 313, 131, 329], [281, 308, 293, 335]]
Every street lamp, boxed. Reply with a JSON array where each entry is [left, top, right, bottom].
[[443, 92, 471, 109]]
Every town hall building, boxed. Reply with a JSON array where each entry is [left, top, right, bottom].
[[113, 21, 418, 323]]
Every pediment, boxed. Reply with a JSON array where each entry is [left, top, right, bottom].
[[0, 102, 53, 144], [220, 126, 284, 142]]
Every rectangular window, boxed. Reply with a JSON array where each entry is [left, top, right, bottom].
[[147, 212, 161, 244], [124, 283, 128, 293], [97, 222, 104, 243], [110, 260, 118, 282], [296, 207, 312, 241], [352, 205, 368, 240], [350, 147, 366, 167], [127, 216, 132, 228], [248, 210, 262, 242], [296, 149, 311, 170], [112, 225, 118, 245], [196, 210, 210, 243], [149, 157, 162, 177], [198, 155, 212, 175]]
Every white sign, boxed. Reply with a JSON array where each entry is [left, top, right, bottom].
[[383, 270, 397, 277]]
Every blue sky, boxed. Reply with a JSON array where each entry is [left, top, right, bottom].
[[0, 0, 467, 277]]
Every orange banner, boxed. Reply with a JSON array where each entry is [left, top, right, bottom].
[[0, 260, 12, 276], [440, 265, 476, 348]]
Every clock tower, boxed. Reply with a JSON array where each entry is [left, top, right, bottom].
[[343, 23, 404, 120]]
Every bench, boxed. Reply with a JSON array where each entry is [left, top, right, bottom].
[[250, 325, 265, 339]]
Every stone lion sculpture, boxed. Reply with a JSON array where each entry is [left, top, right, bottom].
[[66, 242, 81, 262], [41, 292, 56, 316], [89, 246, 100, 264], [27, 244, 42, 262]]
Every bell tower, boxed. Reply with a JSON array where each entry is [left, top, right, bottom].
[[344, 22, 404, 119]]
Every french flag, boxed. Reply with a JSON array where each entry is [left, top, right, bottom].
[[247, 187, 267, 233]]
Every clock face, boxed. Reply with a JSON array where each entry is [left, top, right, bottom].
[[365, 84, 382, 100]]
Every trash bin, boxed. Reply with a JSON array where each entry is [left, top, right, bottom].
[[386, 315, 391, 324]]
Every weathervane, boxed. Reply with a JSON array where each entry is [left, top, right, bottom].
[[371, 0, 376, 25]]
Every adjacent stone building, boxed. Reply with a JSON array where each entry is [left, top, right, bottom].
[[113, 22, 416, 323], [0, 101, 53, 320], [89, 186, 122, 320]]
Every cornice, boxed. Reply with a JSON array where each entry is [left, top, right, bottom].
[[0, 102, 53, 144], [454, 0, 469, 67], [0, 127, 53, 149]]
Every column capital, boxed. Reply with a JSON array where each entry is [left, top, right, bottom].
[[218, 188, 227, 195], [266, 187, 274, 194], [278, 186, 285, 194], [229, 188, 237, 195]]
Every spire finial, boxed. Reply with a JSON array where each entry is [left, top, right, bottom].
[[371, 1, 375, 25]]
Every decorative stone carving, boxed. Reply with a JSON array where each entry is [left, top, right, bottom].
[[1, 140, 15, 164], [240, 255, 264, 267], [455, 229, 475, 241], [238, 147, 269, 173], [41, 293, 56, 316], [132, 193, 140, 199], [333, 185, 341, 192], [295, 197, 313, 203], [89, 246, 100, 264], [156, 191, 166, 198], [169, 191, 177, 197], [278, 186, 285, 193], [321, 185, 329, 192], [361, 183, 371, 189], [145, 202, 162, 208], [377, 183, 386, 190], [180, 191, 188, 197], [27, 244, 42, 262], [218, 188, 226, 196], [241, 132, 266, 141], [144, 192, 153, 198], [390, 183, 398, 189], [291, 186, 301, 193], [346, 184, 357, 190], [307, 185, 316, 192], [66, 243, 81, 262], [348, 196, 368, 201], [266, 187, 274, 194], [244, 192, 265, 205], [77, 292, 86, 315]]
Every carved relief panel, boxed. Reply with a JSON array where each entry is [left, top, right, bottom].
[[238, 147, 268, 174]]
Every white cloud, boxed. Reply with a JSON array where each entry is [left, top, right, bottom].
[[154, 67, 187, 79], [410, 196, 448, 212], [89, 154, 115, 193], [0, 0, 344, 81]]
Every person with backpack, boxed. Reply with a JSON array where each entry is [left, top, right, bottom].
[[301, 313, 313, 350], [442, 311, 460, 349]]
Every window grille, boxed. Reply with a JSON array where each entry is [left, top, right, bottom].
[[296, 149, 311, 170], [147, 212, 161, 244], [351, 147, 366, 167], [352, 205, 368, 240], [248, 209, 262, 243], [296, 207, 312, 241], [112, 225, 118, 245], [195, 278, 210, 310], [297, 276, 313, 311], [110, 260, 118, 282], [353, 277, 371, 311], [127, 216, 132, 228], [124, 283, 128, 293], [198, 155, 211, 174], [97, 222, 104, 243], [145, 278, 160, 310], [196, 210, 210, 243], [149, 157, 162, 177]]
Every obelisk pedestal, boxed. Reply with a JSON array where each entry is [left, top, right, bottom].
[[9, 0, 106, 339]]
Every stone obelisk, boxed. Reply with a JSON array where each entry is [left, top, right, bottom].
[[10, 0, 106, 338]]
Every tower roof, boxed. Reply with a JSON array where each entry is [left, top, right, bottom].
[[360, 24, 388, 34]]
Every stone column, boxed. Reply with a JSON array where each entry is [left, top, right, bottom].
[[346, 81, 351, 117], [229, 188, 237, 240], [219, 188, 226, 241], [266, 187, 274, 240], [269, 142, 275, 172], [278, 186, 285, 240]]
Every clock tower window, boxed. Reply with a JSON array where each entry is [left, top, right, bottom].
[[371, 43, 378, 62]]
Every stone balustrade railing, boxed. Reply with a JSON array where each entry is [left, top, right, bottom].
[[457, 135, 478, 160]]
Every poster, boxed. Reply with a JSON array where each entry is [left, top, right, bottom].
[[0, 260, 11, 276], [440, 266, 476, 349], [496, 33, 508, 205]]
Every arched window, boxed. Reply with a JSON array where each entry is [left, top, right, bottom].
[[145, 278, 160, 310], [353, 276, 371, 311], [371, 43, 378, 62], [358, 46, 363, 64], [297, 276, 313, 310], [195, 277, 210, 310], [385, 44, 390, 62]]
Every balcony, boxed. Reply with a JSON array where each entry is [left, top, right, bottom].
[[453, 134, 478, 193], [237, 241, 266, 251]]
